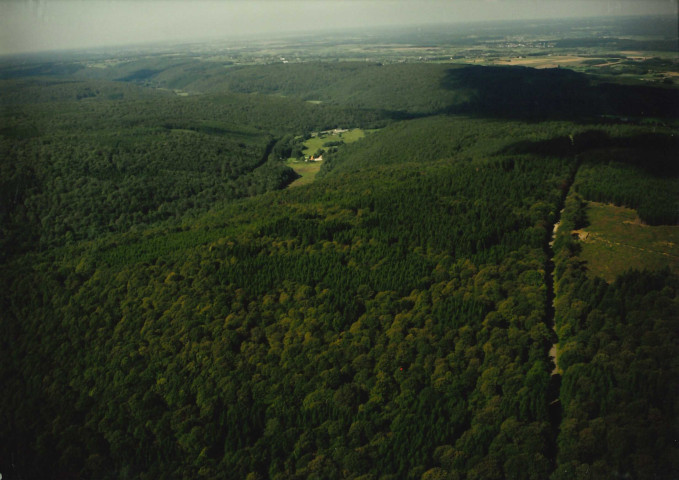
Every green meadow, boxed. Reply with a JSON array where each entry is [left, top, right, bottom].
[[301, 128, 366, 157], [285, 159, 322, 187], [577, 202, 679, 282], [287, 128, 368, 187]]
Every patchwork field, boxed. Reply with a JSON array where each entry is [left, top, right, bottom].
[[576, 202, 679, 282], [492, 55, 591, 68]]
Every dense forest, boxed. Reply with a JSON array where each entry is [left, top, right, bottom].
[[1, 27, 678, 480], [88, 61, 679, 119], [551, 194, 678, 479]]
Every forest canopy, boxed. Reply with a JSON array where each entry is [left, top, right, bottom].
[[1, 25, 678, 479]]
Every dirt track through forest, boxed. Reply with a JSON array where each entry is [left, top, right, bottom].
[[544, 144, 582, 463]]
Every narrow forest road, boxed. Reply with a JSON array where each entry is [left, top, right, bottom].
[[548, 216, 562, 376], [545, 141, 581, 465], [545, 206, 563, 448], [546, 140, 581, 380]]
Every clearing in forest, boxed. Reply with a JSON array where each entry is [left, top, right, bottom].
[[576, 202, 679, 282], [287, 128, 368, 188], [286, 160, 322, 188], [302, 128, 366, 157]]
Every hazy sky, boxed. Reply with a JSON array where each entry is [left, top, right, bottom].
[[0, 0, 676, 55]]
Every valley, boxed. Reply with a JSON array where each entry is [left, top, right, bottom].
[[1, 14, 677, 480]]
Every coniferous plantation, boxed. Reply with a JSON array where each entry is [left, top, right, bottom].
[[1, 14, 678, 480]]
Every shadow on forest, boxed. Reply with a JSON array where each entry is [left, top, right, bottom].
[[501, 130, 679, 176], [439, 65, 679, 120], [0, 62, 84, 79]]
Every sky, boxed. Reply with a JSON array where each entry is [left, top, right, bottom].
[[0, 0, 677, 55]]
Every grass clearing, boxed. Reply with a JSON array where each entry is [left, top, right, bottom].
[[576, 202, 679, 282], [286, 159, 322, 188], [302, 128, 366, 157], [286, 128, 369, 188]]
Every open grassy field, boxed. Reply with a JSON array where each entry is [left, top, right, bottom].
[[302, 128, 366, 157], [286, 160, 322, 188], [576, 202, 679, 282], [287, 129, 368, 187]]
